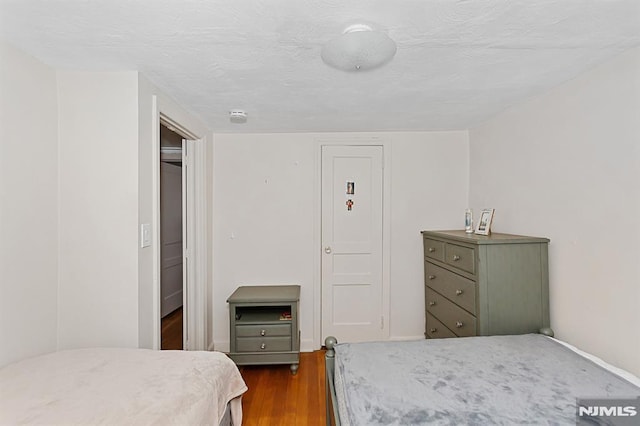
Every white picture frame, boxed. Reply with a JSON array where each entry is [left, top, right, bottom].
[[475, 209, 495, 235]]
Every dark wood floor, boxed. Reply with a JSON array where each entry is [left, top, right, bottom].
[[161, 307, 183, 350], [239, 351, 327, 425]]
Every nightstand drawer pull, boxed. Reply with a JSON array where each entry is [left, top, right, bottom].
[[428, 247, 436, 253], [260, 343, 266, 350], [429, 301, 436, 306], [452, 255, 461, 261], [455, 289, 463, 295], [428, 275, 436, 280], [260, 329, 266, 336], [430, 328, 437, 333], [455, 321, 464, 328]]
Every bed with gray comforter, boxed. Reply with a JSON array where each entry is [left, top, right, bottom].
[[325, 334, 640, 425]]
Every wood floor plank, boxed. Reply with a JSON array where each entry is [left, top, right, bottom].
[[239, 351, 327, 425], [160, 307, 183, 350]]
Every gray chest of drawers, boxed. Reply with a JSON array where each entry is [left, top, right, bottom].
[[227, 285, 300, 374], [421, 230, 552, 339]]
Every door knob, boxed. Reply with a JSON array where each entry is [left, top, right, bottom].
[[324, 246, 332, 254]]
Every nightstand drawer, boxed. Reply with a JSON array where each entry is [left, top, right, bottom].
[[236, 324, 291, 338], [236, 337, 292, 352], [445, 243, 475, 274], [426, 287, 477, 337], [426, 313, 456, 339], [423, 238, 445, 262], [425, 262, 476, 314]]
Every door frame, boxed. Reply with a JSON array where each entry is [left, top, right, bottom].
[[313, 137, 392, 349], [152, 96, 208, 351]]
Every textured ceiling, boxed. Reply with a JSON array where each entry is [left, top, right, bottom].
[[1, 0, 639, 133]]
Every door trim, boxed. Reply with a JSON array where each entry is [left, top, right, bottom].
[[151, 96, 209, 351], [313, 137, 392, 349]]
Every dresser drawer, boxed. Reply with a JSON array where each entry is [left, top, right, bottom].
[[425, 262, 476, 314], [236, 323, 291, 338], [426, 312, 456, 339], [426, 287, 477, 337], [423, 238, 445, 262], [445, 243, 475, 274], [236, 336, 292, 352]]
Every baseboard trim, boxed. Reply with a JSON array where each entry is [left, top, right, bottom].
[[300, 338, 315, 353]]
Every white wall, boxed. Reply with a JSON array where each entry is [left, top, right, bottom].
[[212, 131, 468, 350], [212, 133, 316, 351], [1, 42, 213, 358], [469, 47, 640, 376], [137, 75, 155, 350], [0, 41, 59, 367], [389, 132, 469, 339], [57, 72, 140, 349]]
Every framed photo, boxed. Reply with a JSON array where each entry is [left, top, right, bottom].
[[346, 181, 355, 195], [475, 209, 495, 235]]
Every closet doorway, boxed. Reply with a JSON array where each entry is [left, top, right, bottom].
[[160, 124, 185, 350]]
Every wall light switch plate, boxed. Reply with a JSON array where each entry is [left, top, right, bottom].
[[141, 223, 152, 248]]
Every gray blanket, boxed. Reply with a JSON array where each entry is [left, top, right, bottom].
[[334, 334, 639, 425]]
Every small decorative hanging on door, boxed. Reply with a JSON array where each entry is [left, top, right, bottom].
[[346, 199, 354, 211], [346, 181, 355, 195]]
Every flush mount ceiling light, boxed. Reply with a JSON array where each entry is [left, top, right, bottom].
[[321, 24, 397, 72]]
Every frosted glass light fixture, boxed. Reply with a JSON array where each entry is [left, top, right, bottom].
[[321, 24, 396, 72]]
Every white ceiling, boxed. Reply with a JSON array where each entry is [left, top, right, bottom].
[[1, 0, 639, 133]]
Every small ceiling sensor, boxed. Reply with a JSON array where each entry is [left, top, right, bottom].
[[229, 109, 248, 124]]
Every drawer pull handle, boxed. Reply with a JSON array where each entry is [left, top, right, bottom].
[[430, 328, 437, 333], [428, 247, 436, 253], [429, 301, 436, 306], [260, 343, 266, 350], [455, 289, 463, 295], [260, 329, 266, 336], [428, 275, 436, 280], [455, 321, 464, 328], [452, 255, 461, 261]]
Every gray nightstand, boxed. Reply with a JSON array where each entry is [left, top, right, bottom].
[[227, 285, 300, 375]]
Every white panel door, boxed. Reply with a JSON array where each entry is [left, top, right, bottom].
[[160, 161, 183, 318], [321, 145, 384, 342]]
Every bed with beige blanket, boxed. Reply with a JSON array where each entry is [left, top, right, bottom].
[[0, 348, 247, 425]]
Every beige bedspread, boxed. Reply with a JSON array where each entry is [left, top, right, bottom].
[[0, 348, 247, 425]]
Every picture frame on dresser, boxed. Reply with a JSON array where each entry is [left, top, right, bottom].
[[475, 209, 495, 235]]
